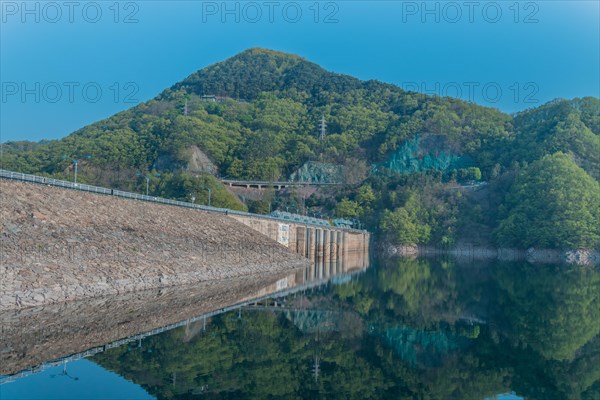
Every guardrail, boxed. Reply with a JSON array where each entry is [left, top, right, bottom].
[[0, 169, 367, 234]]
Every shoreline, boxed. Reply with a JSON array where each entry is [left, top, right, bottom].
[[382, 243, 600, 266]]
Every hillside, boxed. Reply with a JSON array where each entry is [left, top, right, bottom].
[[1, 48, 599, 249]]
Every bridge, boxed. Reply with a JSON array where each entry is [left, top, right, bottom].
[[221, 179, 342, 190]]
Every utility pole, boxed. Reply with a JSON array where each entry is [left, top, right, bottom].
[[318, 115, 327, 162], [73, 160, 79, 184], [199, 174, 213, 207], [136, 172, 160, 196]]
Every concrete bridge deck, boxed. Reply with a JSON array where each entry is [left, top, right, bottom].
[[221, 179, 342, 190]]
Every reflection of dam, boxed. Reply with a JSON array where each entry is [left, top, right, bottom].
[[0, 250, 369, 383]]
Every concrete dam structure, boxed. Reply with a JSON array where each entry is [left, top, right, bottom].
[[0, 172, 370, 311], [228, 214, 369, 262]]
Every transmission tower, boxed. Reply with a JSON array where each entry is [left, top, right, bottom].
[[312, 354, 320, 382], [319, 115, 327, 141], [184, 99, 189, 116]]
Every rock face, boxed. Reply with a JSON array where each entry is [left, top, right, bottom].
[[187, 145, 218, 175], [0, 180, 307, 311], [152, 146, 218, 175], [525, 247, 562, 264], [383, 244, 419, 257], [562, 249, 600, 266]]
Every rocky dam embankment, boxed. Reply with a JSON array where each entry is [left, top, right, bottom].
[[0, 180, 307, 310]]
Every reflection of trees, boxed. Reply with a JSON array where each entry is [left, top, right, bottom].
[[92, 311, 395, 399], [337, 257, 490, 329], [377, 258, 461, 319], [493, 262, 600, 361], [90, 259, 599, 400]]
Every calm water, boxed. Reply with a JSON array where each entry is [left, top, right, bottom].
[[1, 256, 598, 400]]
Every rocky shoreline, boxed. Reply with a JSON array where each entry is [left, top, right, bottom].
[[383, 243, 600, 266], [0, 180, 308, 311]]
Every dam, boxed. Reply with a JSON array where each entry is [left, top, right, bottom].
[[0, 170, 369, 310]]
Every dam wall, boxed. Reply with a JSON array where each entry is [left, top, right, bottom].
[[0, 180, 308, 311], [228, 215, 370, 261], [0, 173, 370, 311]]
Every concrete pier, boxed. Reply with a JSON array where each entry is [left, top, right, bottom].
[[307, 228, 315, 261]]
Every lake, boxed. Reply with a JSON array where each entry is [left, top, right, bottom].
[[1, 254, 598, 399]]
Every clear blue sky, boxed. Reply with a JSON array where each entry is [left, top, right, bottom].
[[0, 359, 153, 399], [1, 0, 598, 142]]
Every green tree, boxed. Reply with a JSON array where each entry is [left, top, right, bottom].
[[379, 208, 431, 245], [335, 198, 361, 219], [495, 152, 600, 249]]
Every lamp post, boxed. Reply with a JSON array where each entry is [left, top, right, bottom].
[[136, 172, 160, 196], [145, 176, 150, 196], [63, 155, 91, 184]]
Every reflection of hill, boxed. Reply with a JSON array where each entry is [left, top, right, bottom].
[[381, 325, 471, 368], [283, 309, 364, 336], [493, 262, 600, 361], [89, 258, 598, 399], [9, 255, 597, 399]]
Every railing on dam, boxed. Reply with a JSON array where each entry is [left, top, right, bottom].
[[0, 169, 367, 234]]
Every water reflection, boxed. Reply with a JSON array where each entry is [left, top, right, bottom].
[[0, 271, 297, 378], [0, 251, 368, 380], [91, 258, 598, 400], [2, 255, 598, 400]]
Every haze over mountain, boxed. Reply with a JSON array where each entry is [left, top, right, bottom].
[[2, 48, 599, 250]]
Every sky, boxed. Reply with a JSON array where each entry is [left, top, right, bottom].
[[0, 359, 153, 399], [1, 0, 599, 142]]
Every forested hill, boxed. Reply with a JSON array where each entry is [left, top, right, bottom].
[[169, 47, 365, 101], [2, 48, 599, 250]]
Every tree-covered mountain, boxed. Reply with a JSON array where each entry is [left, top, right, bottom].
[[495, 153, 600, 249], [507, 98, 600, 180], [1, 48, 598, 249]]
